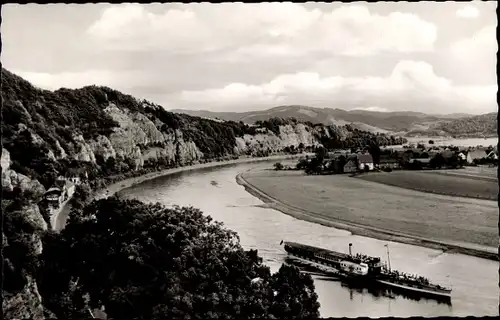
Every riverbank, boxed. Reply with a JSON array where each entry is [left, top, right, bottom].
[[97, 154, 313, 199], [55, 153, 312, 231], [236, 170, 498, 261]]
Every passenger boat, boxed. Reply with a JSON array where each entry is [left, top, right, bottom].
[[281, 241, 452, 300], [281, 241, 383, 278], [376, 244, 452, 299]]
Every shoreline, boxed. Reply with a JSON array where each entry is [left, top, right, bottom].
[[97, 154, 312, 199], [55, 153, 312, 231], [236, 171, 498, 262]]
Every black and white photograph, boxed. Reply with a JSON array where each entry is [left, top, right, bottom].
[[1, 2, 498, 319]]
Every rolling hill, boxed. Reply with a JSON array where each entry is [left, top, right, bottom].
[[171, 105, 496, 138]]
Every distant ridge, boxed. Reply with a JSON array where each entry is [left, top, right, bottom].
[[171, 105, 493, 137]]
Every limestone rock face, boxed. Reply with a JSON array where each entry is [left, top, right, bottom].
[[1, 150, 45, 196], [2, 203, 47, 320], [89, 135, 117, 161], [130, 112, 165, 144], [174, 129, 203, 164], [278, 124, 318, 146], [72, 134, 97, 163], [105, 104, 165, 159], [234, 124, 320, 155], [162, 132, 178, 163], [54, 141, 67, 160], [2, 147, 11, 171]]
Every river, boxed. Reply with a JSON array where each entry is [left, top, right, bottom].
[[118, 161, 498, 318], [391, 137, 498, 148]]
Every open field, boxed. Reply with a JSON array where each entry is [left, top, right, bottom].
[[356, 169, 498, 201], [239, 169, 498, 260], [425, 166, 497, 180]]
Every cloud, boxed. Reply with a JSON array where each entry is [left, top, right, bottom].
[[451, 25, 497, 60], [449, 25, 497, 84], [178, 60, 497, 114], [354, 107, 390, 113], [11, 69, 153, 94], [456, 5, 480, 18], [87, 3, 437, 57]]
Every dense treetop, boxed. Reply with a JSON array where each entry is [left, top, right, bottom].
[[39, 197, 320, 319]]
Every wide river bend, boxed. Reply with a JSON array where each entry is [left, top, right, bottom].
[[118, 161, 498, 318]]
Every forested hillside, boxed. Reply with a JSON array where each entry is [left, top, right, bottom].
[[2, 68, 407, 192], [432, 112, 497, 137], [1, 68, 407, 319]]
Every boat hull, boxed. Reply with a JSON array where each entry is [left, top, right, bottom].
[[376, 279, 452, 299]]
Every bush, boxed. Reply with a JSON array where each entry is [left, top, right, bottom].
[[274, 162, 284, 170]]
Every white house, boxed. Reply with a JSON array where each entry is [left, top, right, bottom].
[[466, 149, 487, 164], [357, 154, 374, 171]]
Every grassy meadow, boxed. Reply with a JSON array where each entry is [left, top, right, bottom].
[[356, 168, 498, 201], [242, 169, 498, 249]]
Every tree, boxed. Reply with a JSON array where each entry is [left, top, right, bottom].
[[104, 156, 117, 172], [429, 154, 445, 169], [368, 140, 381, 166], [428, 140, 435, 144], [39, 197, 320, 319], [69, 184, 93, 210], [337, 155, 347, 174], [314, 147, 327, 163], [274, 162, 284, 171], [296, 159, 308, 170]]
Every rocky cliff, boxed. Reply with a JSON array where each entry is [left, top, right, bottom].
[[1, 68, 406, 319]]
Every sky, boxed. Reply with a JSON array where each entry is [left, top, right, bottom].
[[2, 2, 498, 115]]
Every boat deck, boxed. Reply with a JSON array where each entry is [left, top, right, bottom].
[[283, 241, 451, 299]]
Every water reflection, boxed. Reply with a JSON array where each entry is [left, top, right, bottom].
[[119, 162, 498, 317]]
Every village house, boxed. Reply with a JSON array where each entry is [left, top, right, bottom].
[[44, 176, 77, 209], [44, 187, 63, 209], [408, 158, 432, 169], [427, 149, 441, 158], [440, 150, 454, 160], [343, 159, 358, 173], [486, 148, 498, 160], [457, 152, 467, 162], [357, 154, 374, 171], [466, 149, 487, 164], [379, 158, 400, 169]]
